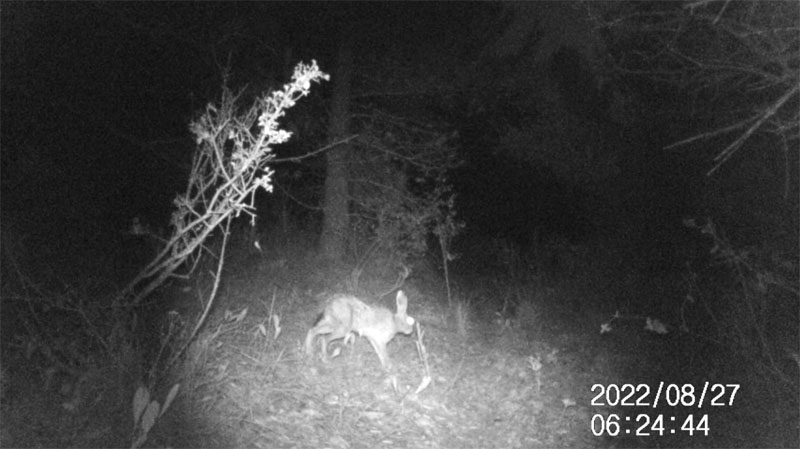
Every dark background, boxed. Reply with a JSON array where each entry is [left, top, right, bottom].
[[2, 2, 796, 305]]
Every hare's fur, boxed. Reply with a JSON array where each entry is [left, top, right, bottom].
[[305, 291, 414, 368]]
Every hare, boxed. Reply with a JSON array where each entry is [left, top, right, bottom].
[[305, 290, 415, 369]]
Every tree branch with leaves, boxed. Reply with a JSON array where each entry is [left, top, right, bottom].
[[117, 61, 328, 309]]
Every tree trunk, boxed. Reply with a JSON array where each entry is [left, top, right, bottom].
[[320, 36, 353, 261]]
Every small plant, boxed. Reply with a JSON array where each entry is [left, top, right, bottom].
[[454, 299, 471, 338], [528, 355, 542, 394], [256, 288, 283, 344], [412, 321, 432, 395], [600, 310, 671, 335], [130, 383, 180, 449], [434, 189, 464, 307], [683, 217, 799, 385]]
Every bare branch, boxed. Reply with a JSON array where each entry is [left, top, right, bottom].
[[271, 135, 359, 163], [599, 0, 799, 177], [708, 83, 799, 175], [117, 61, 329, 307]]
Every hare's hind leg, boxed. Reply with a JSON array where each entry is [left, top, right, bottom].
[[305, 317, 334, 358], [304, 327, 321, 357], [321, 326, 350, 361]]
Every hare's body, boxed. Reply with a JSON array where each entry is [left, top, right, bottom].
[[305, 291, 414, 369]]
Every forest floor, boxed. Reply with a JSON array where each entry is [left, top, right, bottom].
[[1, 255, 797, 448]]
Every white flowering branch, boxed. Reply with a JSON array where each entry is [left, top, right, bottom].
[[117, 61, 328, 308]]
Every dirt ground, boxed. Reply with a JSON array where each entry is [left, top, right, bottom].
[[1, 259, 797, 448]]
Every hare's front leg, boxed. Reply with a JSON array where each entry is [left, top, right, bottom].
[[366, 337, 391, 369]]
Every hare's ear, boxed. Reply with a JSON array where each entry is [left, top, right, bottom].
[[396, 290, 408, 313]]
